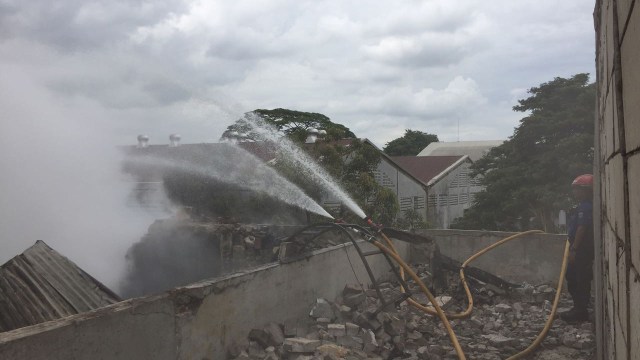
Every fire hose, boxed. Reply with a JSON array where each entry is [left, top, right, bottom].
[[364, 222, 570, 360]]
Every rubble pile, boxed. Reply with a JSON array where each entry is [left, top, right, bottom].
[[230, 266, 595, 360]]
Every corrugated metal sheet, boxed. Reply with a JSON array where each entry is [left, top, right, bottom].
[[0, 240, 121, 332]]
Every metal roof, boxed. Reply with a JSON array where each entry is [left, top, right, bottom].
[[0, 240, 121, 333], [417, 140, 504, 162], [390, 155, 465, 185]]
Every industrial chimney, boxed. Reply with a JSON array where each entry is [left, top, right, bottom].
[[137, 135, 149, 148], [169, 134, 181, 147]]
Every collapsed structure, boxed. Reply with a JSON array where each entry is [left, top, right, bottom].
[[0, 226, 590, 359], [0, 241, 120, 332]]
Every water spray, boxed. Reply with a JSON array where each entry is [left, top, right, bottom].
[[124, 144, 333, 219]]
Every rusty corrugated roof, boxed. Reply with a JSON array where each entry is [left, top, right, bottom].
[[0, 240, 121, 332], [390, 156, 464, 185]]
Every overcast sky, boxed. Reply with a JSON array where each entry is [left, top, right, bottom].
[[0, 0, 596, 288], [0, 0, 595, 147]]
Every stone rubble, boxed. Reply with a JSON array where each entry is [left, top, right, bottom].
[[230, 265, 595, 360]]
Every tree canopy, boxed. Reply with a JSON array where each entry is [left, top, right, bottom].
[[383, 129, 439, 156], [216, 109, 398, 223], [451, 74, 595, 232], [221, 108, 355, 143]]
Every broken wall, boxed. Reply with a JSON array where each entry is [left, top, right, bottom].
[[417, 229, 566, 284], [0, 240, 410, 359], [594, 0, 640, 359]]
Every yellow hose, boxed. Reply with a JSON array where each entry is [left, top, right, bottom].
[[506, 240, 570, 359], [374, 229, 569, 360], [383, 230, 543, 319], [371, 240, 467, 360]]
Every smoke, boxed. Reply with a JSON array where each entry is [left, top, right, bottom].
[[0, 67, 155, 292]]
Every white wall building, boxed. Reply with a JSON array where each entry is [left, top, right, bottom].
[[390, 155, 481, 228], [321, 139, 487, 228]]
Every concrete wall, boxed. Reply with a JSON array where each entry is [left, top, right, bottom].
[[417, 229, 567, 284], [594, 1, 640, 359], [0, 240, 410, 360]]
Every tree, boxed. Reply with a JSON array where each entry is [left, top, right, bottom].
[[219, 108, 398, 224], [221, 108, 355, 143], [383, 129, 439, 156], [451, 74, 595, 232]]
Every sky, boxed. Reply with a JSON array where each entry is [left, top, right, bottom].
[[0, 0, 595, 289], [0, 0, 595, 147]]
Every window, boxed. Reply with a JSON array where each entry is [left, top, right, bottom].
[[374, 170, 395, 188], [449, 175, 459, 188], [428, 195, 437, 207], [400, 197, 413, 211], [438, 194, 447, 207], [458, 171, 469, 187], [414, 196, 425, 210], [448, 194, 458, 206]]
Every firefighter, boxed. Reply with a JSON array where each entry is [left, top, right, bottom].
[[560, 174, 594, 323]]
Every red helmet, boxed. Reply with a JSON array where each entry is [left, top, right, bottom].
[[572, 174, 593, 187]]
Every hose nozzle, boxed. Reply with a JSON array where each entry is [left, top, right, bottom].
[[364, 216, 383, 232]]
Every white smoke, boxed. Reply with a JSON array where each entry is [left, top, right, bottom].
[[0, 67, 155, 292]]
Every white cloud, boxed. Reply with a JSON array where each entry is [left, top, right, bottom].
[[0, 0, 596, 277]]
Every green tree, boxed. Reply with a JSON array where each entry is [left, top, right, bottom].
[[383, 129, 439, 156], [221, 108, 398, 224], [395, 208, 429, 230], [221, 108, 355, 143], [451, 74, 595, 232]]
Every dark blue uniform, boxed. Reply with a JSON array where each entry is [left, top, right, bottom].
[[566, 200, 594, 313]]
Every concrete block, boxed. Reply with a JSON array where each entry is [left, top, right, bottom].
[[343, 292, 366, 307], [607, 226, 618, 291], [617, 254, 628, 342], [604, 91, 616, 158], [362, 329, 378, 353], [621, 3, 640, 153], [596, 5, 608, 107], [345, 322, 360, 336], [616, 319, 629, 360], [309, 299, 335, 320], [606, 0, 616, 82], [618, 0, 634, 38], [630, 271, 640, 360], [629, 154, 640, 270], [606, 286, 616, 355], [327, 323, 346, 337], [604, 166, 612, 222], [248, 328, 271, 348], [605, 155, 626, 238], [335, 334, 363, 349], [283, 338, 321, 353]]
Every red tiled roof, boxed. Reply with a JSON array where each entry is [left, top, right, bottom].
[[390, 156, 464, 185]]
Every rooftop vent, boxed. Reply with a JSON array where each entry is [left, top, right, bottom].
[[169, 134, 181, 147], [137, 135, 149, 148], [305, 128, 319, 144]]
